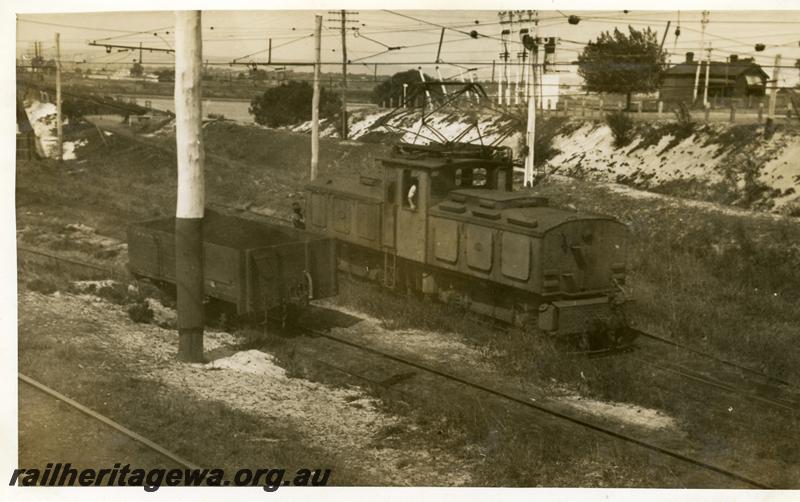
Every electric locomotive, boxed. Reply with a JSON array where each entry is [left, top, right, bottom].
[[304, 142, 631, 349]]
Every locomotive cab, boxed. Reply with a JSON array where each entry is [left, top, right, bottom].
[[379, 143, 514, 262]]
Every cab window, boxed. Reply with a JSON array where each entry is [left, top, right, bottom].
[[402, 170, 419, 210], [430, 170, 455, 201]]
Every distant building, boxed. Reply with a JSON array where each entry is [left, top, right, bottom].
[[660, 52, 769, 104], [540, 74, 561, 110]]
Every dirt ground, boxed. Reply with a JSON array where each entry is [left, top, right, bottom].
[[18, 289, 476, 486]]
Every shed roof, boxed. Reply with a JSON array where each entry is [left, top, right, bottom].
[[664, 61, 769, 81]]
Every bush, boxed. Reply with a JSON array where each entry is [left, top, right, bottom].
[[127, 301, 154, 324], [605, 111, 634, 148], [510, 114, 566, 167], [249, 81, 340, 127], [27, 278, 57, 295]]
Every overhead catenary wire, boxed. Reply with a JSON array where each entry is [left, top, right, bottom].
[[21, 11, 800, 82]]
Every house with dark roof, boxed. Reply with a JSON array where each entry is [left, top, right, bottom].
[[660, 52, 769, 104]]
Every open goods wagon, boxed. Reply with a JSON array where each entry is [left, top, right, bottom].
[[127, 209, 337, 317]]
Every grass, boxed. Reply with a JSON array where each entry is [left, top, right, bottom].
[[530, 178, 800, 384]]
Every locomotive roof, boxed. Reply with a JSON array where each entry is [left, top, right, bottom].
[[431, 191, 618, 235], [450, 188, 549, 207], [378, 156, 510, 171], [305, 174, 384, 201]]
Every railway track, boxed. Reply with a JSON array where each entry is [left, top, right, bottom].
[[628, 329, 800, 414], [19, 372, 200, 470], [297, 324, 770, 488], [18, 245, 793, 488], [17, 246, 124, 277], [19, 242, 800, 413], [634, 328, 799, 389]]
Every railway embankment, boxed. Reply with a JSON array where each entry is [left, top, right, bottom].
[[294, 108, 800, 216]]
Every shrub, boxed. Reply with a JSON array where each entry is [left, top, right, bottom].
[[27, 278, 57, 295], [249, 81, 340, 127], [127, 301, 154, 324], [605, 111, 635, 148], [510, 114, 566, 167]]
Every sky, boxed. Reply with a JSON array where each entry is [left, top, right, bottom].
[[15, 9, 800, 87]]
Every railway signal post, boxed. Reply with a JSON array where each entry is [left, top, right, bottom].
[[174, 10, 205, 362]]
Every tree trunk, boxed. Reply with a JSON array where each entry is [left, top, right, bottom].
[[626, 92, 632, 112]]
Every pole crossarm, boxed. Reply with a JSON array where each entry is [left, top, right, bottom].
[[88, 41, 174, 54]]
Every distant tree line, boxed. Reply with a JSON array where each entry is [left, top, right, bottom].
[[249, 80, 340, 127]]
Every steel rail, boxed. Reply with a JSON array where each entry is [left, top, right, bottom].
[[299, 325, 771, 489], [627, 352, 799, 414], [17, 246, 116, 275], [18, 372, 202, 470], [632, 328, 799, 389]]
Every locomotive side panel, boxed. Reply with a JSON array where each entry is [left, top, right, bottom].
[[540, 220, 628, 296], [305, 176, 385, 252], [428, 216, 544, 294]]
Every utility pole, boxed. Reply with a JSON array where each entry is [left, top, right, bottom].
[[327, 10, 358, 139], [514, 52, 521, 106], [703, 44, 712, 108], [692, 10, 709, 105], [174, 10, 205, 363], [768, 54, 782, 120], [523, 38, 537, 188], [340, 10, 348, 139], [55, 33, 62, 162], [498, 12, 510, 106], [659, 20, 671, 52], [311, 15, 321, 181]]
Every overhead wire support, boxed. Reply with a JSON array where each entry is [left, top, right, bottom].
[[327, 10, 359, 139], [354, 29, 403, 51], [692, 10, 710, 105], [87, 41, 174, 55], [435, 28, 445, 64]]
